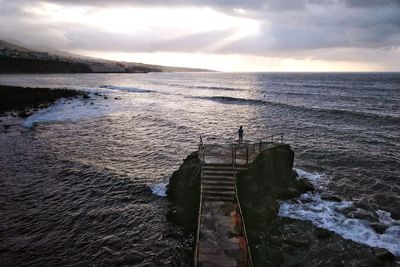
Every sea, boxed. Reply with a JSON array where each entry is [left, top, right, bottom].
[[0, 72, 399, 265]]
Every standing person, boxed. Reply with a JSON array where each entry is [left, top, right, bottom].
[[238, 126, 244, 144]]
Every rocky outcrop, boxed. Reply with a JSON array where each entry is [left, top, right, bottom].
[[166, 151, 201, 228], [237, 144, 312, 229], [236, 144, 396, 266], [166, 145, 397, 266], [0, 85, 88, 115]]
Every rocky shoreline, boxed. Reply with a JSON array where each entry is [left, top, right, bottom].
[[166, 145, 398, 266], [0, 85, 89, 117]]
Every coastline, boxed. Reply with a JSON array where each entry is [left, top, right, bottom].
[[0, 85, 89, 117]]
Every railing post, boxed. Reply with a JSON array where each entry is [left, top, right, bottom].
[[246, 147, 249, 165], [234, 148, 237, 166], [232, 146, 234, 166]]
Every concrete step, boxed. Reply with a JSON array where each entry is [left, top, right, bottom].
[[203, 188, 235, 196], [202, 180, 235, 187], [202, 184, 235, 191], [203, 166, 248, 172], [203, 171, 234, 177], [203, 163, 233, 168], [203, 168, 234, 172], [202, 195, 234, 202], [203, 191, 235, 198], [202, 175, 234, 182]]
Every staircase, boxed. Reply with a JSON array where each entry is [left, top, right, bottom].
[[194, 138, 283, 266], [202, 163, 247, 202]]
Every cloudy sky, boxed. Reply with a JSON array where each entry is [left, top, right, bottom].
[[1, 0, 399, 71]]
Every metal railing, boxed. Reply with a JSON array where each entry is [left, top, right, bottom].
[[234, 186, 254, 267], [230, 133, 284, 266], [232, 133, 284, 166], [193, 135, 204, 267], [258, 133, 284, 146], [194, 133, 283, 267]]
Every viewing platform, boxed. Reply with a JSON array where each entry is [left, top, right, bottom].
[[194, 134, 284, 267]]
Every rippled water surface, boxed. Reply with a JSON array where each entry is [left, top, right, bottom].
[[0, 72, 399, 264]]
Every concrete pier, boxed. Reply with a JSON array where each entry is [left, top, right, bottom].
[[194, 144, 250, 266], [194, 136, 283, 267]]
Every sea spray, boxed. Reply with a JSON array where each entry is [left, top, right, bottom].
[[279, 175, 400, 256], [151, 182, 167, 197]]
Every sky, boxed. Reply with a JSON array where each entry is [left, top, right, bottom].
[[0, 0, 399, 72]]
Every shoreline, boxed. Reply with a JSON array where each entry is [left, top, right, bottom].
[[0, 85, 89, 117]]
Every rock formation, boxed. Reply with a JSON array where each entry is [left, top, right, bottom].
[[166, 151, 201, 228], [166, 145, 397, 266]]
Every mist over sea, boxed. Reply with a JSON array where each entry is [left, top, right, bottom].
[[1, 72, 399, 265]]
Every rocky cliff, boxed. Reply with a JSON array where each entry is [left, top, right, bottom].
[[166, 151, 201, 228], [237, 144, 313, 229]]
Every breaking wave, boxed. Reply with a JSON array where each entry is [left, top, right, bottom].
[[151, 182, 167, 197], [194, 96, 265, 105], [196, 96, 400, 124], [100, 85, 155, 93], [279, 169, 400, 257]]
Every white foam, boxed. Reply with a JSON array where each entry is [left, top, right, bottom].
[[279, 192, 400, 256], [294, 168, 322, 182], [294, 168, 328, 190], [377, 209, 398, 225], [100, 85, 154, 93], [151, 182, 167, 197], [22, 97, 114, 128]]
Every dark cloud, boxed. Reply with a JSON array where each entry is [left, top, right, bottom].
[[0, 0, 399, 69], [345, 0, 400, 8]]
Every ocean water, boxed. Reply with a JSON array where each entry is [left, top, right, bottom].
[[0, 72, 399, 264]]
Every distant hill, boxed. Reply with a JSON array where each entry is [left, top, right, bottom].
[[0, 40, 35, 52], [0, 39, 215, 73]]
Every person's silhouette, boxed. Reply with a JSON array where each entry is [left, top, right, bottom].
[[238, 126, 243, 144]]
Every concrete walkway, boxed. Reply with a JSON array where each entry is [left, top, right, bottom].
[[195, 143, 256, 267]]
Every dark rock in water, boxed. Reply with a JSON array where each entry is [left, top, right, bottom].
[[280, 186, 302, 200], [296, 178, 315, 192], [0, 85, 88, 114], [238, 144, 300, 202], [390, 211, 400, 220], [83, 94, 90, 99], [237, 145, 311, 219], [321, 194, 341, 202], [292, 169, 299, 179], [166, 151, 201, 228], [18, 111, 31, 118], [166, 206, 195, 227], [4, 124, 10, 129], [373, 248, 395, 261], [315, 228, 333, 239], [369, 222, 388, 235], [350, 209, 377, 222], [104, 96, 108, 99], [236, 144, 318, 263]]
